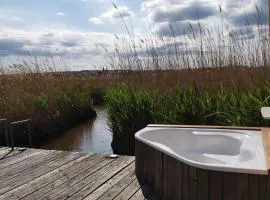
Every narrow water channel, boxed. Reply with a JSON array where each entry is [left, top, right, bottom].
[[41, 107, 113, 154]]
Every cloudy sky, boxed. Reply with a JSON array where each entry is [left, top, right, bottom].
[[0, 0, 268, 70]]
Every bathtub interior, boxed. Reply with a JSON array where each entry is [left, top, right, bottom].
[[135, 127, 268, 174]]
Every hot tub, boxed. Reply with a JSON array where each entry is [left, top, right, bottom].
[[135, 125, 270, 200]]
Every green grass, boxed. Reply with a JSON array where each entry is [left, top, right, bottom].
[[106, 83, 270, 154], [0, 73, 100, 146]]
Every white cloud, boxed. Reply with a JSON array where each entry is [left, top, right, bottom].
[[96, 0, 106, 3], [89, 6, 135, 25], [140, 0, 268, 37], [0, 27, 117, 69], [0, 0, 268, 70], [56, 12, 65, 16], [89, 17, 104, 24], [82, 0, 106, 3], [10, 17, 24, 22], [0, 15, 24, 23], [0, 8, 25, 25]]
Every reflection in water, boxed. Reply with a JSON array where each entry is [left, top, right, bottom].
[[42, 108, 112, 154]]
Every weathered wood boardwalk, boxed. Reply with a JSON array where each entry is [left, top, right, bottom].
[[0, 147, 160, 200]]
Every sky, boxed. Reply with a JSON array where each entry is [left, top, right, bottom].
[[0, 0, 268, 70]]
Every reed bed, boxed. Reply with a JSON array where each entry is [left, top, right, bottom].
[[1, 3, 269, 153], [0, 60, 113, 146], [104, 4, 269, 71], [106, 83, 270, 154], [105, 4, 270, 154]]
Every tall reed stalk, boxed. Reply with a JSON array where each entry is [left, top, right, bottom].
[[105, 3, 270, 154]]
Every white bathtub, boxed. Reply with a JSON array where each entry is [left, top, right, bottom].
[[135, 126, 268, 174]]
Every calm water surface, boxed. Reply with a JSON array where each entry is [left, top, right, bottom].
[[42, 107, 113, 154]]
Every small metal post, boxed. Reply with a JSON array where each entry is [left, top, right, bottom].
[[4, 120, 8, 146], [9, 119, 32, 148], [0, 119, 9, 146], [27, 121, 32, 146], [9, 125, 14, 150]]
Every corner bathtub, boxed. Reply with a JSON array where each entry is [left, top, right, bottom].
[[135, 125, 270, 200]]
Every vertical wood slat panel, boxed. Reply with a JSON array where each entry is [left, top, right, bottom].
[[135, 140, 270, 200], [197, 168, 209, 200], [267, 174, 270, 200], [135, 140, 141, 181], [209, 171, 222, 200], [259, 175, 267, 200], [175, 160, 183, 200], [164, 155, 171, 199], [154, 150, 163, 196], [162, 154, 168, 199], [223, 173, 235, 200], [147, 145, 155, 185], [142, 142, 148, 184], [235, 174, 249, 200], [166, 155, 182, 200], [143, 143, 150, 184], [182, 163, 189, 200], [249, 175, 259, 200], [189, 166, 198, 200]]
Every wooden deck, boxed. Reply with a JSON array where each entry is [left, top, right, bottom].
[[0, 147, 160, 200]]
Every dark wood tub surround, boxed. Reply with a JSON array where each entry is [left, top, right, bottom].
[[135, 125, 270, 200]]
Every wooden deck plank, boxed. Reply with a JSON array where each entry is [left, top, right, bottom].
[[0, 153, 96, 199], [129, 185, 152, 200], [21, 155, 108, 200], [0, 149, 60, 174], [30, 157, 122, 200], [129, 189, 145, 200], [0, 149, 45, 170], [98, 172, 137, 200], [0, 147, 162, 200], [84, 163, 136, 200], [56, 156, 135, 200], [0, 149, 54, 177], [0, 151, 76, 190], [0, 148, 34, 162], [0, 152, 82, 194], [113, 178, 141, 200], [0, 147, 15, 154], [0, 150, 71, 184], [0, 147, 11, 155]]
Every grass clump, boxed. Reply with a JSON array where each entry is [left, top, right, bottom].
[[103, 3, 270, 154], [106, 84, 270, 154], [34, 93, 49, 112], [0, 61, 103, 146], [106, 86, 156, 154]]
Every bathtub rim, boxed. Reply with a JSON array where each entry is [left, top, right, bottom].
[[135, 124, 270, 175]]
